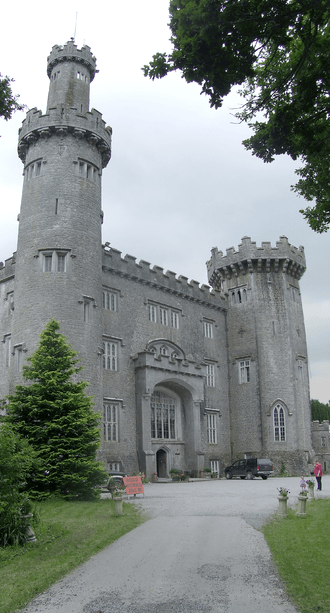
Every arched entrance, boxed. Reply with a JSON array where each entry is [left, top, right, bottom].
[[156, 448, 168, 478]]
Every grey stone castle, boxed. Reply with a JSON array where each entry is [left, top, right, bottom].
[[0, 41, 313, 478]]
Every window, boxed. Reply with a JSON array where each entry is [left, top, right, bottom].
[[151, 390, 176, 439], [291, 286, 300, 302], [171, 311, 179, 329], [206, 364, 215, 387], [103, 403, 118, 441], [239, 360, 250, 383], [109, 462, 120, 471], [203, 321, 213, 338], [298, 359, 304, 381], [44, 254, 52, 272], [147, 302, 180, 328], [14, 344, 23, 373], [25, 160, 42, 180], [4, 335, 11, 367], [231, 287, 248, 305], [210, 460, 219, 476], [102, 290, 117, 312], [148, 304, 157, 323], [77, 159, 98, 182], [103, 341, 118, 371], [159, 345, 168, 356], [159, 307, 168, 326], [274, 403, 286, 441], [207, 413, 217, 443], [57, 253, 66, 272], [42, 251, 67, 272]]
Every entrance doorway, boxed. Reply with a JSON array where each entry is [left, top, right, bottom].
[[156, 449, 167, 478]]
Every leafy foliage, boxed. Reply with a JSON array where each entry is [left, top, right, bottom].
[[0, 74, 24, 123], [143, 0, 330, 232], [0, 423, 38, 546], [311, 398, 330, 422], [6, 320, 107, 500]]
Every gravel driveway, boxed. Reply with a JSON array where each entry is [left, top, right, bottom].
[[20, 476, 328, 613]]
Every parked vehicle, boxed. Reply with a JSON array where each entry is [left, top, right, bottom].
[[224, 458, 274, 480]]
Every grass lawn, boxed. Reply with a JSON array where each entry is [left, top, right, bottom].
[[263, 498, 330, 613], [0, 497, 145, 613]]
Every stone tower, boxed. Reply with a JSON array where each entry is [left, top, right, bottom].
[[10, 40, 111, 406], [207, 236, 312, 473]]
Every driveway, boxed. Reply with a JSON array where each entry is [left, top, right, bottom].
[[21, 476, 328, 613]]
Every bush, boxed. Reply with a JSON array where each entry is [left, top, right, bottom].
[[0, 423, 38, 546]]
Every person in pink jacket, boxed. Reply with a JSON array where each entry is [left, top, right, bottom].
[[314, 460, 323, 490]]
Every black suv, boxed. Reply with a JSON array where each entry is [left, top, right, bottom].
[[224, 458, 274, 480]]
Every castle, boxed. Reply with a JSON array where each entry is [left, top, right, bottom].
[[0, 41, 314, 478]]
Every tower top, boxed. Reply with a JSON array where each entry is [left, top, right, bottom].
[[47, 40, 98, 82], [207, 236, 306, 288]]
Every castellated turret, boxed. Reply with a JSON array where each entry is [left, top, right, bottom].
[[207, 236, 312, 472], [10, 40, 111, 407]]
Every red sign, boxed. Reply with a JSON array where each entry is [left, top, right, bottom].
[[123, 476, 144, 496]]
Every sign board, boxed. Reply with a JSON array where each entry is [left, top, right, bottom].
[[123, 476, 144, 496]]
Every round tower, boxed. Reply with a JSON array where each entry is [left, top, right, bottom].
[[207, 236, 312, 474], [11, 41, 111, 409]]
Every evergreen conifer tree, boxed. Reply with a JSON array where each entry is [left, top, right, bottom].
[[6, 319, 107, 500]]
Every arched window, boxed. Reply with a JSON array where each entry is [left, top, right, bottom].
[[151, 390, 176, 440], [159, 345, 168, 356], [274, 403, 286, 441]]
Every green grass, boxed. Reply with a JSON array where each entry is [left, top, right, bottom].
[[0, 498, 145, 613], [263, 498, 330, 613]]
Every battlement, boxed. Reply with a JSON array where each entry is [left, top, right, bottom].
[[312, 420, 330, 432], [47, 41, 97, 81], [102, 246, 225, 310], [207, 236, 306, 287], [18, 106, 112, 167], [0, 253, 16, 282]]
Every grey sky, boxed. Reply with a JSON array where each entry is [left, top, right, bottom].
[[1, 1, 329, 402]]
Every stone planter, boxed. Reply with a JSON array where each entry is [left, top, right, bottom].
[[277, 495, 288, 517], [19, 513, 37, 543], [113, 496, 124, 516], [296, 494, 307, 517], [308, 485, 315, 499]]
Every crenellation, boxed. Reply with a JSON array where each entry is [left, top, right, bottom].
[[18, 106, 111, 167], [47, 41, 97, 81], [102, 246, 223, 306], [207, 236, 306, 286]]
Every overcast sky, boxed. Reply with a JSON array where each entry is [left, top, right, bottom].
[[1, 1, 329, 403]]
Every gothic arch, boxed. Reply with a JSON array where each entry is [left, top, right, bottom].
[[146, 339, 185, 361], [271, 400, 288, 442]]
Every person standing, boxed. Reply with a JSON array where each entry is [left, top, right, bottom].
[[314, 460, 323, 491]]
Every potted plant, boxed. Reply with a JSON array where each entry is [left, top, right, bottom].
[[297, 478, 308, 516], [204, 467, 212, 479], [277, 487, 290, 517], [170, 468, 181, 481], [306, 479, 315, 499]]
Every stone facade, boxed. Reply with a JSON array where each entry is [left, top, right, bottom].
[[0, 41, 314, 478]]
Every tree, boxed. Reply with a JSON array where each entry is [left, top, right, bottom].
[[0, 423, 38, 546], [6, 319, 107, 500], [143, 0, 330, 233], [0, 74, 24, 122], [311, 399, 330, 422]]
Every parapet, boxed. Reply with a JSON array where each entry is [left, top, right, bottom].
[[0, 253, 16, 282], [311, 420, 330, 432], [17, 106, 112, 167], [102, 246, 225, 310], [47, 41, 97, 81], [207, 236, 306, 288]]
